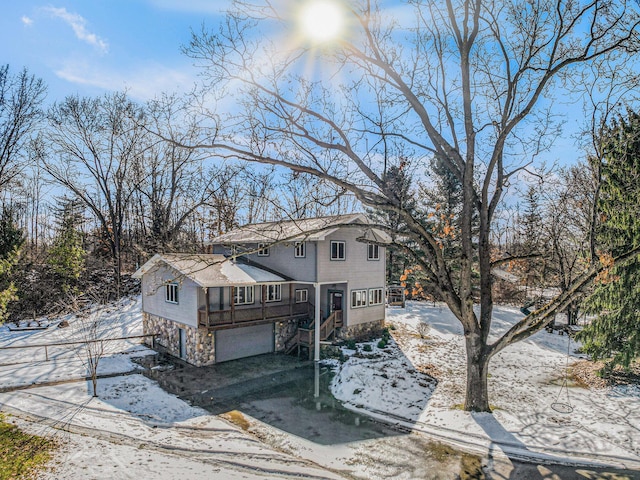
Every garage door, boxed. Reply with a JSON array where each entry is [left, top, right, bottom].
[[215, 323, 274, 363]]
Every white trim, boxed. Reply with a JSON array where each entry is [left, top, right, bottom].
[[330, 240, 346, 261], [351, 289, 367, 308], [295, 288, 308, 303], [294, 241, 306, 258], [165, 283, 179, 304], [368, 287, 384, 305], [233, 285, 255, 304], [266, 284, 282, 302], [257, 243, 270, 256]]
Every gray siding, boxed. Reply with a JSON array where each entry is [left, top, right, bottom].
[[141, 264, 199, 328], [317, 229, 386, 327], [213, 242, 317, 282]]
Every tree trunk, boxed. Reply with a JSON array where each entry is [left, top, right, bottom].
[[464, 334, 491, 412]]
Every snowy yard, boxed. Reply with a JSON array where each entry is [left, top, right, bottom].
[[330, 302, 640, 468], [1, 297, 639, 478]]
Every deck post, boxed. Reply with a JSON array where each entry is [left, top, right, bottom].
[[314, 283, 321, 362], [230, 286, 235, 324], [289, 283, 293, 316], [204, 287, 210, 327]]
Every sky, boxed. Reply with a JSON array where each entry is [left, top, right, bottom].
[[1, 0, 228, 102], [0, 0, 601, 168]]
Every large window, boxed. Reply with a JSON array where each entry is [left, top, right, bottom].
[[330, 240, 346, 261], [294, 241, 306, 258], [369, 288, 384, 306], [368, 243, 380, 260], [165, 283, 179, 304], [266, 284, 282, 302], [351, 289, 367, 308], [233, 286, 254, 305], [257, 243, 270, 256], [295, 289, 308, 303]]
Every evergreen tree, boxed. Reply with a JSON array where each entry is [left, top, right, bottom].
[[369, 160, 416, 284], [0, 208, 24, 323], [48, 198, 86, 296], [578, 110, 640, 373]]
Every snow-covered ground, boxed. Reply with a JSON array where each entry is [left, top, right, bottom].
[[330, 302, 640, 468], [0, 297, 344, 479], [1, 297, 639, 478], [0, 297, 150, 390]]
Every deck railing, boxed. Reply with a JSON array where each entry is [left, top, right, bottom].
[[198, 301, 310, 329]]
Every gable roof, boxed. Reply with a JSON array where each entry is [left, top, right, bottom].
[[132, 253, 288, 287], [209, 213, 390, 244]]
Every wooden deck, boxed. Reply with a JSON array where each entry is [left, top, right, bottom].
[[198, 301, 311, 330]]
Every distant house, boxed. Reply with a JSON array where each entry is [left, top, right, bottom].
[[133, 213, 388, 366]]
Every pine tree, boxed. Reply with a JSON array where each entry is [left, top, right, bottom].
[[0, 208, 24, 323], [578, 110, 640, 373], [369, 161, 416, 284], [48, 198, 86, 296]]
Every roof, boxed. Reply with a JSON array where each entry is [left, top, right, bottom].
[[209, 213, 391, 244], [132, 253, 288, 287]]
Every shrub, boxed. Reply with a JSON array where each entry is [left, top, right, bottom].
[[377, 339, 387, 349], [363, 344, 373, 352], [345, 339, 357, 350], [417, 322, 431, 339]]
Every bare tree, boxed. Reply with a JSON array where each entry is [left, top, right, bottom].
[[0, 65, 46, 193], [183, 0, 640, 411], [43, 92, 145, 296]]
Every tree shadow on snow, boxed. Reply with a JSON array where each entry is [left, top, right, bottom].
[[138, 349, 429, 445]]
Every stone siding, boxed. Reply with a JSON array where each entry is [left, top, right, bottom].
[[143, 313, 215, 366], [337, 318, 385, 342], [274, 319, 299, 352]]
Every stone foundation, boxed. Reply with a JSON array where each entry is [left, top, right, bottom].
[[274, 319, 299, 352], [338, 318, 385, 342], [143, 313, 215, 366]]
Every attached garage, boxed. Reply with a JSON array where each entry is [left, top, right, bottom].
[[215, 323, 274, 363]]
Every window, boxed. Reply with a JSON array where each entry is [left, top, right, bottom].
[[295, 289, 308, 303], [369, 288, 384, 306], [368, 243, 380, 260], [266, 284, 282, 302], [330, 241, 346, 260], [165, 283, 179, 304], [233, 286, 254, 305], [257, 243, 270, 256], [294, 241, 306, 258], [351, 289, 367, 308]]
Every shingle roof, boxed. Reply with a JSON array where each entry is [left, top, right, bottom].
[[209, 213, 386, 244], [132, 253, 288, 287]]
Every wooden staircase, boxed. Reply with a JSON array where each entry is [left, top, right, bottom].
[[284, 311, 343, 359]]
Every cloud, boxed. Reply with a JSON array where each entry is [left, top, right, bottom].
[[44, 6, 109, 53], [21, 16, 34, 26], [55, 61, 195, 101]]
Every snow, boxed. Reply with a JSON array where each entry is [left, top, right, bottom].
[[0, 297, 150, 390], [0, 297, 343, 479], [1, 296, 639, 478], [329, 301, 640, 468]]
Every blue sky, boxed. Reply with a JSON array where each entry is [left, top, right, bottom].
[[1, 1, 228, 102]]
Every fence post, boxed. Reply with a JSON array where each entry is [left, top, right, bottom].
[[45, 345, 49, 362]]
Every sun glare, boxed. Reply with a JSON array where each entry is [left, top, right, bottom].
[[299, 1, 345, 43]]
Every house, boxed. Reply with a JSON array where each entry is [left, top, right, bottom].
[[133, 213, 388, 366]]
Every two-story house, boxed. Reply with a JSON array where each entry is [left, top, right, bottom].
[[133, 213, 388, 366]]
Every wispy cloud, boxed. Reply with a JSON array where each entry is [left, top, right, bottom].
[[44, 6, 108, 53], [55, 61, 195, 101], [21, 16, 34, 26]]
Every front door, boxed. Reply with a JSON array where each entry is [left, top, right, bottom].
[[329, 290, 343, 314]]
